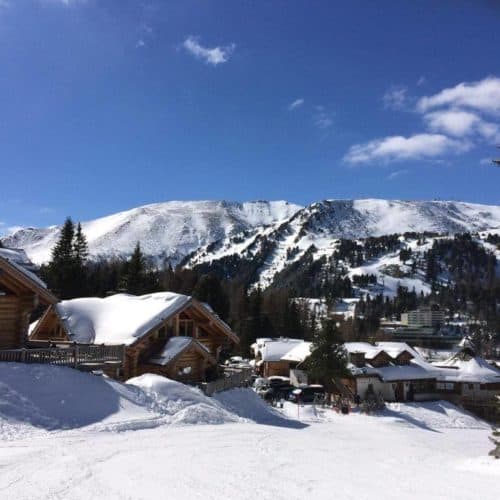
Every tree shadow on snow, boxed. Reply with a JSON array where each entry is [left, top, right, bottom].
[[379, 405, 440, 433], [213, 391, 308, 429]]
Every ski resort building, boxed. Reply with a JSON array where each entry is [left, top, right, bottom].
[[433, 341, 500, 403], [251, 338, 312, 378], [30, 292, 239, 382], [0, 248, 57, 349], [343, 342, 439, 402]]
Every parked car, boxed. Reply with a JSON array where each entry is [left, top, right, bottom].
[[261, 384, 296, 402], [267, 376, 291, 386], [288, 385, 325, 404]]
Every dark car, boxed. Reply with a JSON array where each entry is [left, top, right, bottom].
[[288, 385, 325, 404], [262, 384, 296, 402]]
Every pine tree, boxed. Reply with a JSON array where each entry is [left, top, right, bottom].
[[73, 223, 88, 266], [47, 217, 76, 298], [73, 222, 89, 296], [192, 273, 229, 320], [306, 319, 348, 391], [121, 242, 148, 295]]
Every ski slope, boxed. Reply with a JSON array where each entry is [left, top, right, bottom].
[[0, 363, 498, 500]]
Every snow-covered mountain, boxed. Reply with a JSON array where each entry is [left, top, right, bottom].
[[185, 199, 500, 290], [2, 199, 499, 269], [1, 200, 302, 265]]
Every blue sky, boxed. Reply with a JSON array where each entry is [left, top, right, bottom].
[[1, 0, 499, 231]]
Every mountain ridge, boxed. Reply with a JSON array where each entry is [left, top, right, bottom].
[[2, 198, 499, 267]]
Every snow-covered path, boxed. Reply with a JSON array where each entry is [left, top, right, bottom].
[[1, 411, 497, 500]]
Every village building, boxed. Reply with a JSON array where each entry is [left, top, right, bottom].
[[0, 248, 57, 349], [343, 342, 439, 402], [30, 292, 239, 382], [251, 338, 311, 378], [433, 340, 500, 403]]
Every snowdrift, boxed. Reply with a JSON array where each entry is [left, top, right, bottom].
[[127, 374, 240, 426], [0, 364, 301, 440], [0, 363, 155, 440]]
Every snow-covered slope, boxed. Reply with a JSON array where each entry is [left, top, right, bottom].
[[1, 200, 301, 265], [3, 198, 500, 268], [186, 199, 500, 290]]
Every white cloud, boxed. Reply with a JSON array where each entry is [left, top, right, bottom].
[[344, 133, 470, 165], [387, 169, 408, 180], [424, 109, 484, 136], [314, 105, 333, 129], [416, 76, 426, 87], [479, 157, 493, 166], [288, 98, 304, 111], [136, 39, 146, 48], [182, 36, 235, 66], [417, 76, 500, 116], [382, 85, 408, 110]]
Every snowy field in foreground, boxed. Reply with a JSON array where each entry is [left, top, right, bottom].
[[0, 364, 498, 500]]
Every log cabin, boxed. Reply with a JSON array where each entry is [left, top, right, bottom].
[[0, 248, 57, 349], [30, 292, 239, 382]]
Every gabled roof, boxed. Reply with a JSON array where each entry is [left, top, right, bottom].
[[435, 354, 500, 384], [345, 341, 440, 381], [280, 341, 312, 363], [42, 292, 238, 346], [148, 336, 216, 367], [0, 248, 57, 304], [256, 338, 304, 362]]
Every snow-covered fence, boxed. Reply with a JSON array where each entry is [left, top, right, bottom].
[[0, 344, 124, 371], [200, 366, 253, 396]]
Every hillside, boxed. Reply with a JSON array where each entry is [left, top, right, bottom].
[[1, 200, 301, 265], [185, 200, 500, 292], [2, 199, 499, 268]]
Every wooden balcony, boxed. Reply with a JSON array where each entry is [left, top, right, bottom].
[[0, 342, 125, 372]]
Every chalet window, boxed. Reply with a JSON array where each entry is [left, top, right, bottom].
[[413, 380, 434, 393], [468, 383, 474, 390], [436, 382, 454, 391], [179, 319, 194, 337], [158, 326, 166, 339]]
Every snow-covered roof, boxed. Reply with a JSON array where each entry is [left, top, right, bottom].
[[280, 342, 312, 363], [344, 341, 416, 359], [0, 248, 48, 290], [148, 336, 211, 366], [331, 298, 360, 319], [435, 355, 500, 384], [345, 341, 439, 381], [256, 338, 304, 362], [55, 292, 191, 345]]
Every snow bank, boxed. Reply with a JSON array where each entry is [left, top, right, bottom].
[[0, 364, 305, 440], [0, 363, 156, 440], [127, 374, 240, 426]]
